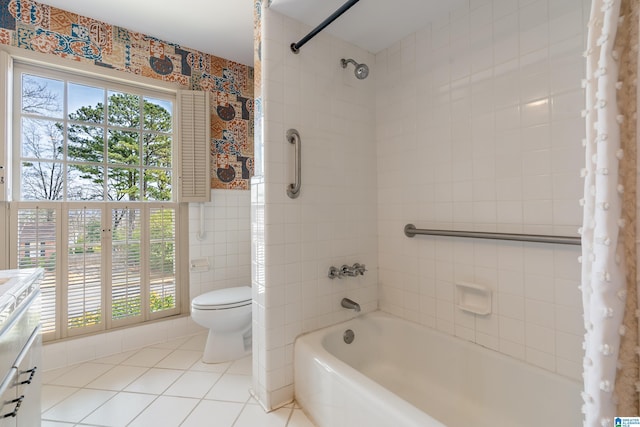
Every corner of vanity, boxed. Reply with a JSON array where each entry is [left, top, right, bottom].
[[0, 268, 43, 427]]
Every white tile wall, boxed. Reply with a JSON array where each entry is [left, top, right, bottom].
[[188, 189, 252, 297], [44, 189, 252, 371], [375, 0, 586, 381], [253, 6, 378, 409]]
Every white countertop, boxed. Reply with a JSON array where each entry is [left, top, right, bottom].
[[0, 269, 43, 329]]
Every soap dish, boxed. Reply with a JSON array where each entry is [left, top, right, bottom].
[[455, 281, 492, 316]]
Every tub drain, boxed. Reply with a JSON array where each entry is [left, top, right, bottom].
[[343, 329, 355, 344]]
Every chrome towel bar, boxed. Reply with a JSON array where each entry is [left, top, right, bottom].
[[404, 224, 581, 246]]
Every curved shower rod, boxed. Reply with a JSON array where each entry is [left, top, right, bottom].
[[290, 0, 360, 54]]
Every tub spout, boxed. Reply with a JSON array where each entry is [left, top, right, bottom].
[[341, 297, 361, 312]]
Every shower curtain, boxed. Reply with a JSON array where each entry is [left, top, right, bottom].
[[581, 0, 639, 425]]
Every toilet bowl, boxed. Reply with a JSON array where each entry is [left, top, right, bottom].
[[191, 286, 252, 363]]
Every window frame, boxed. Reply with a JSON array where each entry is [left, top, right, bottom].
[[6, 56, 190, 342]]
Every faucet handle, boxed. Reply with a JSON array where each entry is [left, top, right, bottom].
[[328, 266, 342, 279], [340, 265, 356, 277], [353, 263, 367, 276]]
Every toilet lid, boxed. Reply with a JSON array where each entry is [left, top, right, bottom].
[[192, 286, 252, 310]]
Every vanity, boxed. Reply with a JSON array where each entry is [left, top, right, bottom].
[[0, 269, 43, 427]]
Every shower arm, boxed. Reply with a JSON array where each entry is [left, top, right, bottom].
[[341, 59, 358, 68]]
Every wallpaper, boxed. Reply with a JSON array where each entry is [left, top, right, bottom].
[[0, 0, 254, 190]]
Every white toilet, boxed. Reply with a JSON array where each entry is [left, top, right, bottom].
[[191, 286, 252, 363]]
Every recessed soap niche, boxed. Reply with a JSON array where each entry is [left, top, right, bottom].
[[455, 282, 492, 316]]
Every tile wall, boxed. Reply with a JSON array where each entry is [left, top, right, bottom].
[[375, 0, 588, 380], [188, 189, 252, 297], [252, 5, 378, 409]]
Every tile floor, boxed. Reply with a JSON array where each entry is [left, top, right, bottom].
[[41, 334, 315, 427]]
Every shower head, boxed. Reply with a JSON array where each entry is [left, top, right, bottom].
[[341, 58, 369, 80]]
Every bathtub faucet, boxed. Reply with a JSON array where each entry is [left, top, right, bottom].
[[353, 263, 367, 276], [341, 297, 361, 312], [340, 265, 358, 277]]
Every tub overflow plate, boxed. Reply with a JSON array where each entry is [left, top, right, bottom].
[[343, 329, 355, 344]]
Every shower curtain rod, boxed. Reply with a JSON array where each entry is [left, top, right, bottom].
[[290, 0, 360, 54], [404, 224, 581, 246]]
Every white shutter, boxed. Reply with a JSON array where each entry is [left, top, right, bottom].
[[0, 52, 12, 271], [0, 51, 11, 203], [177, 90, 210, 202]]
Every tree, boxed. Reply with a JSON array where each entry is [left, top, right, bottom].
[[67, 93, 173, 203], [21, 118, 64, 200], [20, 81, 173, 204], [20, 76, 64, 201]]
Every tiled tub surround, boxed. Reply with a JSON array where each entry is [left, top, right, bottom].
[[375, 0, 587, 381], [295, 311, 581, 427], [41, 333, 314, 427], [252, 6, 379, 409]]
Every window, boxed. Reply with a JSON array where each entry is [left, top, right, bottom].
[[11, 62, 186, 341]]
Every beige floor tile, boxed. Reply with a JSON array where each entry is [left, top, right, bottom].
[[180, 400, 244, 427], [47, 363, 113, 388], [41, 421, 75, 427], [149, 336, 189, 350], [127, 395, 199, 427], [41, 389, 116, 423], [41, 385, 79, 412], [119, 347, 173, 367], [163, 370, 221, 398], [82, 392, 156, 427], [205, 373, 252, 403], [154, 349, 201, 370], [178, 333, 207, 351], [189, 359, 231, 373], [233, 404, 292, 427], [227, 355, 252, 375], [85, 365, 148, 391], [287, 409, 316, 427], [123, 367, 183, 394], [42, 366, 74, 384], [93, 350, 137, 365]]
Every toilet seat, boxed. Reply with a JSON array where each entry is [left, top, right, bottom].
[[192, 286, 251, 310]]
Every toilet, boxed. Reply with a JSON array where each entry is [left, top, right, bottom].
[[191, 286, 252, 363]]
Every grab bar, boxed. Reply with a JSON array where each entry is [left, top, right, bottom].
[[404, 224, 581, 246], [286, 129, 301, 199]]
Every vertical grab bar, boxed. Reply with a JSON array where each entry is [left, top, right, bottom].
[[286, 129, 301, 199]]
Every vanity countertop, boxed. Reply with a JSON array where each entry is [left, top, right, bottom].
[[0, 269, 44, 330]]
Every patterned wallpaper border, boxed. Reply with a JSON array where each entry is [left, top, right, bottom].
[[0, 0, 254, 190]]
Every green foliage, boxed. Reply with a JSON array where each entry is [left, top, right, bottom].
[[68, 309, 101, 329], [68, 292, 175, 327], [66, 93, 173, 202], [150, 292, 175, 313]]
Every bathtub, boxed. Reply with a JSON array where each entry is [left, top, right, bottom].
[[294, 311, 582, 427]]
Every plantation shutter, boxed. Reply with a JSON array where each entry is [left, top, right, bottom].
[[111, 207, 142, 323], [0, 52, 12, 271], [177, 90, 210, 202], [0, 51, 11, 204], [148, 207, 177, 317], [67, 207, 103, 335], [16, 207, 58, 337]]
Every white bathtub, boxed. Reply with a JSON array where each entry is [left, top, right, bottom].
[[294, 311, 582, 427]]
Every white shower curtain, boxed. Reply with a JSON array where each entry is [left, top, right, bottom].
[[581, 0, 630, 425]]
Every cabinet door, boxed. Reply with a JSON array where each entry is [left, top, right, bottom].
[[14, 331, 40, 427], [0, 367, 18, 427]]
